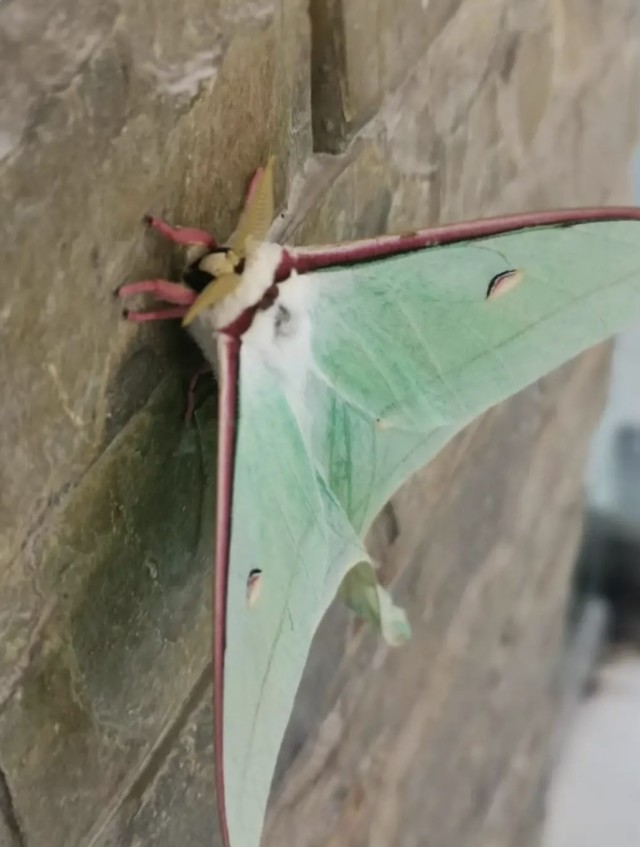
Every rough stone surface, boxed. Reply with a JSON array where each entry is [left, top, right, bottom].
[[95, 676, 217, 847], [0, 0, 310, 693], [310, 0, 464, 152], [1, 0, 639, 845]]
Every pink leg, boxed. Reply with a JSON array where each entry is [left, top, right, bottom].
[[123, 307, 189, 322], [116, 279, 196, 306], [144, 215, 217, 248], [184, 362, 213, 422]]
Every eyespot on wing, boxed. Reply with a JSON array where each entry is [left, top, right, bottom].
[[246, 569, 263, 608], [486, 268, 524, 300]]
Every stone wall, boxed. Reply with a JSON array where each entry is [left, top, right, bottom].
[[0, 1, 638, 845]]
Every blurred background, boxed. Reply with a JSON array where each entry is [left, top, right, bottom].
[[542, 145, 640, 847], [1, 2, 639, 846]]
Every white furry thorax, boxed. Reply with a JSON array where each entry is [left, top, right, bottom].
[[188, 238, 317, 444], [187, 241, 285, 367], [244, 269, 317, 441]]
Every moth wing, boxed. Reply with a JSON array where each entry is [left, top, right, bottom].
[[301, 219, 640, 533], [215, 217, 640, 847], [214, 335, 369, 847]]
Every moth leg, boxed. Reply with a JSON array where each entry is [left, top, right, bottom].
[[122, 306, 189, 322], [184, 362, 213, 422], [116, 279, 196, 305], [144, 215, 217, 248]]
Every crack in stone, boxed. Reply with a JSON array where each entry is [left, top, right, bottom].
[[0, 766, 25, 847]]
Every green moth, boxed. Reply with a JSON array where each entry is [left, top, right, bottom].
[[118, 160, 640, 847]]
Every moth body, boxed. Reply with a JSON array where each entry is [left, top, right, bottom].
[[244, 270, 316, 437], [187, 241, 285, 367]]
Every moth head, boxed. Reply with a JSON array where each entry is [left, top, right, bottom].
[[182, 158, 275, 327], [181, 248, 247, 326]]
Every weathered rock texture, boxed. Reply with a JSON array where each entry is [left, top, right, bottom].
[[0, 0, 638, 845]]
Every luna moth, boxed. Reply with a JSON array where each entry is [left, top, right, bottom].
[[118, 159, 640, 847]]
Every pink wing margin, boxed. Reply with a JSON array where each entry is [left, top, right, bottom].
[[275, 207, 640, 278], [213, 332, 240, 847], [212, 204, 640, 847]]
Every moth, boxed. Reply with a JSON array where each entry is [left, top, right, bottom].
[[118, 160, 640, 847]]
